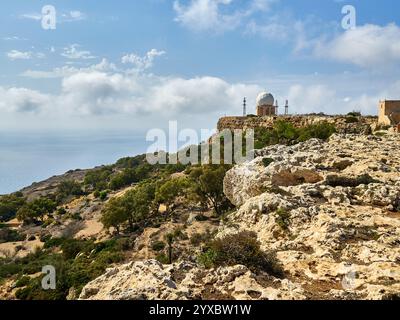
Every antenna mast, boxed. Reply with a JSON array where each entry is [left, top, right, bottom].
[[285, 100, 289, 115]]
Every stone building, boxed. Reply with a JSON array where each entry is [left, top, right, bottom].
[[256, 91, 276, 116], [378, 100, 400, 127]]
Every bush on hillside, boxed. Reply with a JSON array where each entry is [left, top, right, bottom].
[[198, 231, 284, 277]]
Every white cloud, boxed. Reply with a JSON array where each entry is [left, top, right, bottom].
[[55, 71, 260, 116], [313, 24, 400, 69], [174, 0, 237, 32], [12, 56, 261, 119], [173, 0, 275, 33], [3, 36, 27, 41], [21, 59, 118, 79], [20, 10, 87, 23], [121, 49, 166, 70], [21, 59, 117, 79], [67, 11, 86, 21], [0, 87, 50, 113], [7, 50, 45, 60], [7, 50, 32, 60], [286, 84, 336, 114], [19, 13, 42, 21], [61, 44, 96, 60], [9, 52, 398, 131]]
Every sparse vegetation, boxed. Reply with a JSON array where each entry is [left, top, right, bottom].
[[345, 116, 359, 123], [198, 231, 284, 277], [0, 227, 25, 243], [190, 231, 213, 246], [0, 237, 129, 299], [325, 174, 379, 188], [254, 120, 336, 149]]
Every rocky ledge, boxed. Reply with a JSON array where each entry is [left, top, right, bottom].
[[81, 134, 400, 300]]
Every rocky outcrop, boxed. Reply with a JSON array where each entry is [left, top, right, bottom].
[[79, 260, 305, 300], [221, 133, 400, 300]]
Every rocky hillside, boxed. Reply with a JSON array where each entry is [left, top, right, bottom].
[[79, 133, 400, 300]]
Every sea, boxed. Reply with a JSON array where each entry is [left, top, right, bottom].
[[0, 131, 149, 195]]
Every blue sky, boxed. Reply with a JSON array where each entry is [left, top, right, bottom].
[[1, 0, 400, 133]]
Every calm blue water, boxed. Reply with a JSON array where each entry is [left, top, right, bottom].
[[0, 131, 148, 195]]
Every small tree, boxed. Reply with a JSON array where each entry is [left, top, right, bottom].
[[155, 177, 190, 213], [188, 165, 232, 215], [100, 197, 128, 235], [16, 198, 56, 223], [56, 180, 84, 202], [123, 182, 156, 230]]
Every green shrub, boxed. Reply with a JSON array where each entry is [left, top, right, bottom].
[[0, 193, 26, 222], [262, 158, 274, 167], [61, 239, 95, 260], [325, 174, 378, 188], [56, 180, 84, 202], [43, 237, 66, 249], [84, 167, 113, 191], [15, 276, 30, 288], [275, 208, 291, 231], [393, 195, 400, 212], [57, 207, 67, 215], [99, 191, 108, 201], [347, 111, 361, 117], [0, 228, 25, 243], [254, 121, 336, 149], [197, 248, 218, 268], [198, 231, 284, 277], [345, 116, 359, 123], [16, 198, 57, 223], [151, 241, 166, 252], [190, 231, 213, 246], [155, 253, 169, 264], [0, 237, 128, 299], [194, 214, 209, 222]]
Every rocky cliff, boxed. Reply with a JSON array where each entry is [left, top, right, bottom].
[[217, 115, 377, 134], [80, 133, 400, 300]]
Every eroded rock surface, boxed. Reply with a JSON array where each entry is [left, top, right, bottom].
[[220, 134, 400, 299]]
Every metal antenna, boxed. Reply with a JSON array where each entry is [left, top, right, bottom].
[[285, 100, 289, 115]]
